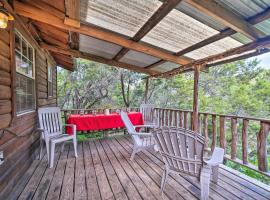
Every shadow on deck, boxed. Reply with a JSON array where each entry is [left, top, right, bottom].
[[8, 135, 270, 200]]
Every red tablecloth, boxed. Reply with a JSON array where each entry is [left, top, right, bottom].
[[66, 112, 144, 134]]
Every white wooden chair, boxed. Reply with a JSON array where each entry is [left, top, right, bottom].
[[140, 104, 156, 126], [120, 111, 156, 161], [38, 107, 78, 168], [152, 127, 224, 200]]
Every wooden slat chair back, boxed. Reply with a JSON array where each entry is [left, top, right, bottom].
[[120, 111, 155, 161], [140, 104, 155, 125], [153, 126, 205, 177], [38, 107, 78, 168]]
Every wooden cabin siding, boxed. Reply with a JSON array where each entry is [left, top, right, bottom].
[[0, 20, 57, 199]]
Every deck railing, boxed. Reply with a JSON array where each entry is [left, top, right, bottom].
[[61, 107, 270, 175]]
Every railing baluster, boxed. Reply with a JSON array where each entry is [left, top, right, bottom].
[[184, 112, 188, 129], [231, 118, 238, 160], [211, 115, 217, 152], [220, 116, 226, 151], [242, 119, 249, 164], [179, 111, 183, 127], [203, 114, 208, 149], [257, 122, 270, 172]]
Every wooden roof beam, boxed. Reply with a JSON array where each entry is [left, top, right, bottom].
[[113, 0, 182, 61], [40, 43, 159, 75], [186, 0, 265, 40], [145, 5, 270, 69], [14, 0, 190, 66], [153, 35, 270, 78]]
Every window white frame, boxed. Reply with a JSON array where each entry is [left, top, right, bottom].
[[48, 65, 53, 97], [15, 29, 36, 115]]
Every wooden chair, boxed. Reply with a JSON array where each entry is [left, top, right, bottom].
[[120, 111, 156, 161], [38, 107, 78, 168], [152, 127, 224, 200], [140, 104, 156, 126]]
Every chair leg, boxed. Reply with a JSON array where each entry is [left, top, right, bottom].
[[212, 165, 219, 183], [161, 168, 169, 194], [45, 138, 50, 163], [200, 166, 211, 200], [49, 142, 55, 168], [130, 147, 138, 161], [39, 138, 43, 160], [73, 137, 78, 157]]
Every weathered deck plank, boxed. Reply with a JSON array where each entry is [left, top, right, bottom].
[[7, 136, 270, 200]]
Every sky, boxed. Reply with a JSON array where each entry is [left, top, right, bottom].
[[250, 52, 270, 69]]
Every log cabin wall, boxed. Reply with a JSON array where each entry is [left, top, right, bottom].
[[0, 19, 57, 199]]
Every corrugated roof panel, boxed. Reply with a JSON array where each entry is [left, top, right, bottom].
[[215, 0, 270, 18], [153, 62, 179, 72], [80, 0, 161, 37], [255, 19, 270, 35], [185, 37, 243, 60], [79, 34, 122, 59], [119, 50, 160, 67], [142, 9, 219, 53]]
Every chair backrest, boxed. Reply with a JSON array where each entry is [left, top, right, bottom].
[[140, 104, 155, 124], [152, 127, 205, 178], [38, 107, 62, 135], [120, 111, 142, 146]]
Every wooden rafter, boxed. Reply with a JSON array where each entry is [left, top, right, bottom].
[[40, 43, 158, 75], [145, 7, 270, 69], [14, 0, 190, 66], [206, 49, 270, 68], [152, 35, 270, 78], [186, 0, 265, 40], [113, 0, 182, 61]]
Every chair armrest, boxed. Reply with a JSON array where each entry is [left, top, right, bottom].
[[134, 125, 156, 128], [204, 147, 224, 166], [63, 124, 77, 135], [130, 132, 152, 137]]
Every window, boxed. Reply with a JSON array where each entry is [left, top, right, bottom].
[[15, 30, 36, 115], [48, 65, 53, 97]]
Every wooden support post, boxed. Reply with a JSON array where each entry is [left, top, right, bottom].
[[220, 116, 226, 151], [211, 115, 217, 152], [242, 119, 249, 164], [203, 114, 209, 149], [231, 118, 238, 160], [257, 122, 270, 172], [192, 65, 200, 132], [144, 77, 149, 103]]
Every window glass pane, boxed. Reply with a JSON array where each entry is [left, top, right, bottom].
[[21, 56, 29, 75], [15, 34, 21, 52], [15, 51, 22, 72], [22, 39, 28, 57], [28, 47, 33, 62], [16, 73, 35, 114]]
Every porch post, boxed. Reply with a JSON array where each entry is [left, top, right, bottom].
[[144, 77, 149, 103], [192, 65, 201, 132]]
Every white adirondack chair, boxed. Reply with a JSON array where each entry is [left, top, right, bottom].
[[140, 104, 156, 126], [120, 111, 156, 161], [38, 107, 78, 168], [152, 127, 224, 200]]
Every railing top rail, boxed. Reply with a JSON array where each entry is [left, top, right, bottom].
[[154, 107, 270, 123]]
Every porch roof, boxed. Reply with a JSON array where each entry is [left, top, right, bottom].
[[8, 0, 270, 76]]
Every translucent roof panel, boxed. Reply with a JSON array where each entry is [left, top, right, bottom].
[[184, 37, 243, 60], [153, 62, 179, 72], [79, 34, 122, 59], [119, 50, 160, 67], [141, 9, 219, 53], [80, 0, 162, 37]]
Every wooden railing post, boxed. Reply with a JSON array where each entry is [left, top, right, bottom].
[[203, 114, 208, 149], [257, 122, 270, 172], [211, 115, 217, 152], [242, 119, 249, 164], [231, 118, 238, 160], [220, 116, 226, 150], [192, 65, 200, 132]]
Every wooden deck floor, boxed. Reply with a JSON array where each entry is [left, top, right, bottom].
[[7, 135, 270, 200]]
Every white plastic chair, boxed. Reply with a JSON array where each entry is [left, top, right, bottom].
[[38, 107, 78, 168], [120, 111, 156, 161], [152, 127, 224, 200], [140, 104, 156, 126]]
